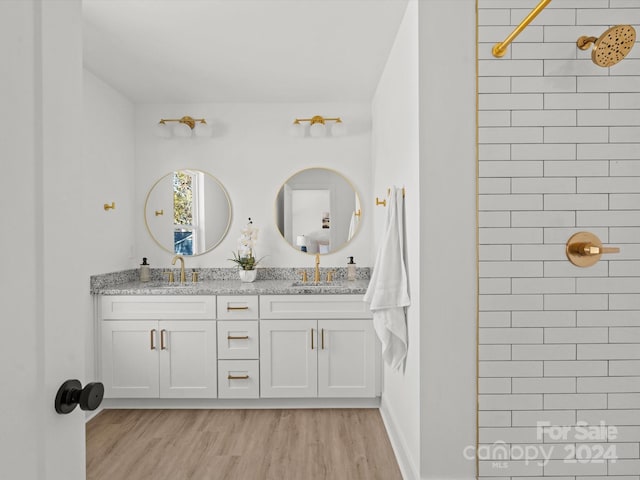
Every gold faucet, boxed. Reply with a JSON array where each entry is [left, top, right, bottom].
[[314, 253, 321, 283], [171, 255, 186, 283], [326, 270, 335, 283], [298, 270, 308, 283]]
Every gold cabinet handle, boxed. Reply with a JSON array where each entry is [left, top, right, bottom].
[[227, 306, 249, 311], [321, 328, 325, 350], [227, 375, 249, 380], [566, 232, 620, 267], [150, 329, 156, 350], [160, 329, 167, 350], [155, 209, 163, 216], [311, 328, 315, 350], [227, 335, 249, 340]]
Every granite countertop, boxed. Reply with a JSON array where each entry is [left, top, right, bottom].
[[91, 268, 371, 295], [93, 279, 370, 295]]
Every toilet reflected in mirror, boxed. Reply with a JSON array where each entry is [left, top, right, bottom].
[[144, 169, 232, 256], [275, 168, 361, 254]]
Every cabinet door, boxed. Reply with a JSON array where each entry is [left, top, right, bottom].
[[260, 319, 317, 398], [318, 320, 376, 398], [158, 321, 217, 398], [101, 320, 159, 398]]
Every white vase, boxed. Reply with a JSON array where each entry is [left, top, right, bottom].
[[239, 269, 257, 283]]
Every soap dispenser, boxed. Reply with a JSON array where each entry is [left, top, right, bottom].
[[140, 257, 150, 282], [347, 256, 356, 281]]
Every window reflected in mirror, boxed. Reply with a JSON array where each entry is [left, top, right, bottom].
[[144, 169, 232, 256]]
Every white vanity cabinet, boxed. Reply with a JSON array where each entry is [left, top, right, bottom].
[[97, 292, 380, 403], [259, 295, 379, 398], [100, 296, 217, 399]]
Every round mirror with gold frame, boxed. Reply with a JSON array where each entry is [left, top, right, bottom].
[[144, 169, 232, 256], [275, 167, 362, 254]]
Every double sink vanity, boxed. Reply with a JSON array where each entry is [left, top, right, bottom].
[[92, 272, 380, 407], [91, 164, 380, 408]]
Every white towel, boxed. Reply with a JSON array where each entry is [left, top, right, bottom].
[[364, 186, 410, 370]]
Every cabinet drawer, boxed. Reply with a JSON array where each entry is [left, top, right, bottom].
[[217, 360, 259, 399], [259, 295, 371, 319], [217, 321, 259, 359], [217, 295, 259, 320], [102, 296, 216, 320]]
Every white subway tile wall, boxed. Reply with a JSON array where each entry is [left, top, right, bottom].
[[478, 1, 640, 478]]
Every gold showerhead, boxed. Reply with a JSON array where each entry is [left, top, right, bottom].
[[577, 25, 636, 68]]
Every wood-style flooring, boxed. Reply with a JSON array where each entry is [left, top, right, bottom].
[[86, 409, 402, 480]]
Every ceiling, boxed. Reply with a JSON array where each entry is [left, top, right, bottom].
[[82, 0, 409, 104]]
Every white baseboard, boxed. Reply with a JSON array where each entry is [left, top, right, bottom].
[[84, 406, 104, 423], [379, 396, 420, 480], [98, 397, 381, 410]]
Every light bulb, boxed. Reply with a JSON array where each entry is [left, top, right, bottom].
[[289, 122, 304, 137], [173, 122, 192, 137], [194, 121, 212, 137], [154, 122, 171, 138], [332, 121, 347, 137], [309, 122, 326, 137]]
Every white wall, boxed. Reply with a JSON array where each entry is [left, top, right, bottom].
[[82, 69, 136, 273], [82, 69, 136, 386], [134, 103, 372, 269], [418, 1, 477, 479], [372, 2, 421, 478], [373, 2, 477, 478], [478, 1, 640, 478]]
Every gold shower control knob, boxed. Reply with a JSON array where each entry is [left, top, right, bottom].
[[566, 232, 620, 267]]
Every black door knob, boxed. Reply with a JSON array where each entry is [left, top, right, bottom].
[[55, 379, 104, 414]]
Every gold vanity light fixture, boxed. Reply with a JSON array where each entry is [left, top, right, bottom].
[[492, 0, 552, 58], [566, 231, 620, 267], [155, 116, 212, 138], [289, 115, 346, 138], [577, 25, 636, 67]]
